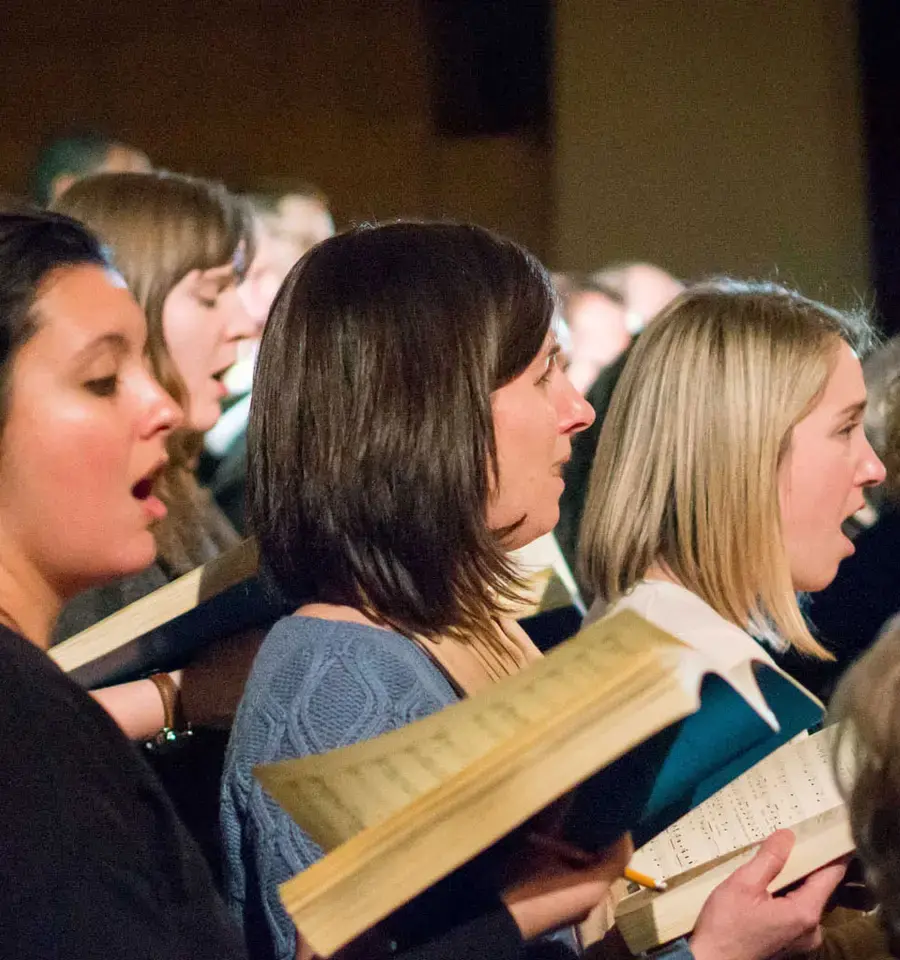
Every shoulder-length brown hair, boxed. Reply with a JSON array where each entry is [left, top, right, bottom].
[[580, 279, 875, 658], [53, 171, 255, 572], [249, 221, 554, 639]]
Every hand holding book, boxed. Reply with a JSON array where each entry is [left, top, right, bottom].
[[689, 830, 848, 960], [615, 726, 855, 951]]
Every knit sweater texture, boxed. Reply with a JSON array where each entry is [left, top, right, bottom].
[[220, 615, 459, 960]]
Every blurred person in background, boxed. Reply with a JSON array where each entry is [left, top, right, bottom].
[[594, 261, 685, 337], [232, 186, 335, 376], [30, 132, 151, 207], [555, 263, 683, 582], [555, 263, 683, 397], [203, 186, 335, 532], [829, 620, 900, 960], [554, 273, 630, 395]]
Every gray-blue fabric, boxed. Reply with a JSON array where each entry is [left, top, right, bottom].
[[220, 615, 459, 960]]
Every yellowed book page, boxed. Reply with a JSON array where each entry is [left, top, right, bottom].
[[580, 877, 629, 947], [256, 611, 707, 851], [630, 724, 851, 881], [279, 646, 697, 957]]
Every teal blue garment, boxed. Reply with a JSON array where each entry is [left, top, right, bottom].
[[569, 581, 824, 851], [634, 663, 822, 846], [562, 660, 822, 851]]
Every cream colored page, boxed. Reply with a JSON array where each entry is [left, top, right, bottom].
[[631, 725, 850, 880], [256, 612, 701, 849]]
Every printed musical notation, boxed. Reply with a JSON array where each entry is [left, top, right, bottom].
[[630, 726, 848, 881]]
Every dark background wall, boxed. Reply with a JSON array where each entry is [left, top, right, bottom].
[[0, 0, 890, 322], [859, 0, 900, 333], [553, 0, 869, 309], [0, 0, 551, 255]]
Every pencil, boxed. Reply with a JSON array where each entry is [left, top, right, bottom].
[[525, 834, 667, 892], [624, 867, 667, 892]]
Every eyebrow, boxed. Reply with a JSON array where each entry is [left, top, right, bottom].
[[835, 400, 867, 421], [199, 266, 237, 284], [74, 332, 131, 365]]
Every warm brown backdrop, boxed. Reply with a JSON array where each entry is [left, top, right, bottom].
[[553, 0, 869, 302], [0, 0, 868, 303]]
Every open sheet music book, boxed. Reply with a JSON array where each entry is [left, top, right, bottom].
[[49, 538, 287, 688], [254, 609, 823, 956], [615, 725, 855, 953]]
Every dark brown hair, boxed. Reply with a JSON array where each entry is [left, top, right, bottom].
[[248, 221, 554, 639], [0, 211, 108, 433]]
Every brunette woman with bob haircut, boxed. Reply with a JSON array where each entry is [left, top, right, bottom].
[[221, 220, 632, 958], [248, 221, 561, 643], [580, 280, 885, 659]]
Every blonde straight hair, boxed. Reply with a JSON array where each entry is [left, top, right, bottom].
[[579, 280, 874, 658]]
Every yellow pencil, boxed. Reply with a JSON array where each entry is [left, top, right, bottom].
[[625, 866, 667, 892]]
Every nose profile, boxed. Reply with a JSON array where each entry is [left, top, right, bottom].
[[558, 375, 596, 436], [861, 438, 887, 488], [223, 287, 258, 344], [141, 372, 183, 437]]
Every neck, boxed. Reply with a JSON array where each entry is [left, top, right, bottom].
[[0, 550, 63, 649], [294, 602, 389, 631], [644, 560, 681, 586]]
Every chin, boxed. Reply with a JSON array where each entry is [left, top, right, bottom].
[[794, 566, 840, 594], [109, 538, 158, 580], [506, 516, 558, 552], [189, 407, 221, 433]]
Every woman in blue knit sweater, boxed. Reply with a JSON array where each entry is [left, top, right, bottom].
[[220, 221, 611, 958]]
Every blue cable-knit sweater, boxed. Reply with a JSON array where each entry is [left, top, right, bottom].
[[220, 616, 459, 960]]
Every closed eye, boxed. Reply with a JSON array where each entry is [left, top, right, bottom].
[[537, 348, 561, 385], [85, 375, 119, 397]]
